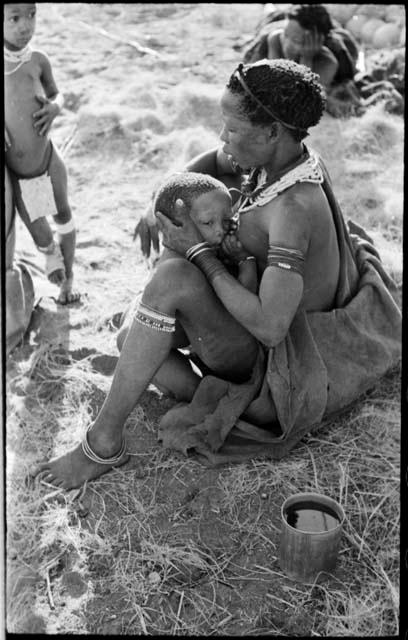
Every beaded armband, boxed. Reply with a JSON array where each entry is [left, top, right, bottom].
[[134, 301, 176, 333], [267, 246, 305, 277]]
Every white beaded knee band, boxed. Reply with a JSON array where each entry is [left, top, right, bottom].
[[55, 219, 75, 235], [134, 302, 176, 333]]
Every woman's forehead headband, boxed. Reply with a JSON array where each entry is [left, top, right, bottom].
[[233, 63, 307, 135]]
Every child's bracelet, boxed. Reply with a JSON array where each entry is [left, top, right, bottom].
[[55, 219, 75, 235], [238, 256, 256, 266], [37, 240, 56, 255]]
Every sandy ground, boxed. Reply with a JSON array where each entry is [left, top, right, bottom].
[[5, 3, 403, 635]]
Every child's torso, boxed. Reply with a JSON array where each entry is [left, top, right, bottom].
[[5, 56, 50, 176]]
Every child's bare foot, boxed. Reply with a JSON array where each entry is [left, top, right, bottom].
[[57, 277, 81, 305], [30, 432, 129, 490]]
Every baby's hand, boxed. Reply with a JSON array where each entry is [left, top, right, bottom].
[[221, 233, 250, 264], [32, 95, 60, 136], [57, 276, 81, 305]]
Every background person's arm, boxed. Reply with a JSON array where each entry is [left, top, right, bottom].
[[266, 30, 284, 59]]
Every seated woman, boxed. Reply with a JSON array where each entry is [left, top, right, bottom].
[[33, 59, 400, 489], [244, 4, 362, 116]]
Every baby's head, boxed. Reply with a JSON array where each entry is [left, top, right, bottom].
[[4, 4, 36, 51], [154, 172, 234, 247]]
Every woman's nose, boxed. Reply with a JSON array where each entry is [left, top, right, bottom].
[[219, 126, 228, 143]]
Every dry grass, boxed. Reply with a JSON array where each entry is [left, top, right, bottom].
[[5, 2, 401, 636]]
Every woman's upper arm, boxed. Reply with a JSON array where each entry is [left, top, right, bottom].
[[267, 30, 283, 59]]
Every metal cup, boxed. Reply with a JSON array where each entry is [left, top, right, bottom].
[[279, 492, 345, 583]]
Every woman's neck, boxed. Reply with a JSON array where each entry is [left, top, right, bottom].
[[263, 142, 306, 183]]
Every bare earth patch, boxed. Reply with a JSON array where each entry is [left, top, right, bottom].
[[6, 3, 401, 636]]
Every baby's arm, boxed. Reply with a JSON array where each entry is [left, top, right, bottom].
[[236, 256, 258, 293], [220, 234, 258, 293], [33, 52, 64, 137]]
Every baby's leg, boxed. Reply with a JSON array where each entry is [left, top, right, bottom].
[[117, 299, 199, 402], [47, 146, 80, 304]]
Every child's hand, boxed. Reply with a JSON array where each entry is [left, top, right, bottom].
[[57, 276, 81, 305], [32, 95, 60, 136], [221, 233, 251, 264]]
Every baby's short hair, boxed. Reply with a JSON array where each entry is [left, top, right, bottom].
[[154, 172, 230, 222]]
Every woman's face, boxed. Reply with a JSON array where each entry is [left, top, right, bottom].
[[220, 89, 272, 170], [281, 19, 307, 60]]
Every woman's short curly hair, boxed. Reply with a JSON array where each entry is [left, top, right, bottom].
[[154, 172, 230, 222], [226, 59, 326, 141]]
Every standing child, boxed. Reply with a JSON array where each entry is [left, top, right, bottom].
[[4, 3, 79, 304]]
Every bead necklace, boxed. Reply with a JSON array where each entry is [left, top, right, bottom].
[[4, 45, 32, 75]]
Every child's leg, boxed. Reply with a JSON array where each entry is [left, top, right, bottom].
[[12, 175, 54, 249], [11, 175, 66, 285], [47, 146, 80, 303]]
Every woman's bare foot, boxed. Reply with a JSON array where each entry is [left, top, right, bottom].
[[30, 441, 129, 490]]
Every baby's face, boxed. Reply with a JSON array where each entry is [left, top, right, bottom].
[[190, 189, 234, 247], [4, 4, 36, 51]]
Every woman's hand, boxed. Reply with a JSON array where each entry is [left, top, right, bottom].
[[302, 28, 324, 60], [155, 199, 203, 255]]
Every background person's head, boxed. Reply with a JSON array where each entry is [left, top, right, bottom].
[[154, 172, 233, 247], [222, 59, 325, 168], [282, 4, 333, 60], [4, 3, 36, 51]]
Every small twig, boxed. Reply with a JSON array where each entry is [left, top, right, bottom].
[[77, 20, 164, 59], [60, 124, 78, 157], [45, 569, 55, 610], [305, 445, 320, 491], [172, 590, 184, 633]]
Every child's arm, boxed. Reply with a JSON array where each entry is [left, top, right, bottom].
[[32, 52, 64, 137], [220, 233, 258, 293]]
